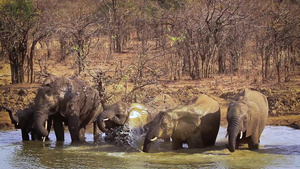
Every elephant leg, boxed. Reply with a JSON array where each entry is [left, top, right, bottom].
[[67, 115, 80, 142], [31, 129, 39, 141], [79, 127, 85, 142], [21, 129, 30, 141], [188, 130, 203, 148], [172, 138, 183, 150], [247, 134, 259, 150], [164, 137, 171, 142], [53, 117, 64, 141], [235, 136, 241, 149]]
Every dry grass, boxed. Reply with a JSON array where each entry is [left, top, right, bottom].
[[0, 45, 299, 129]]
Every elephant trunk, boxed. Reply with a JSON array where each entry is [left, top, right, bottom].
[[143, 125, 160, 153], [143, 138, 153, 152], [2, 106, 18, 125], [97, 116, 109, 132], [228, 117, 240, 153], [34, 109, 49, 137]]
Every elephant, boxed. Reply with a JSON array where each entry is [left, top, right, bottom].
[[100, 102, 151, 146], [226, 89, 268, 152], [34, 75, 102, 142], [1, 105, 52, 141], [1, 105, 40, 140], [97, 101, 150, 133], [97, 94, 177, 133], [143, 94, 221, 153]]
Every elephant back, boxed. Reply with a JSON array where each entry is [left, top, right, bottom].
[[69, 78, 102, 127], [181, 94, 220, 116], [146, 94, 178, 121], [127, 103, 149, 129], [243, 89, 268, 114]]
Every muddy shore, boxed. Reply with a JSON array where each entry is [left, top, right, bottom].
[[0, 76, 299, 130]]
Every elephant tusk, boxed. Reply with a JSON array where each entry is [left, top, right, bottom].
[[150, 137, 157, 142], [44, 121, 48, 129], [103, 118, 109, 121], [240, 131, 243, 139], [43, 121, 48, 142]]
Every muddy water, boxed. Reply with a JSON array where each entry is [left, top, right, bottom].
[[0, 126, 299, 169]]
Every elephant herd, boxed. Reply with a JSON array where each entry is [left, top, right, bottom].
[[1, 75, 269, 153]]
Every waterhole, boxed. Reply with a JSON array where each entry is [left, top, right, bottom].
[[0, 126, 299, 168]]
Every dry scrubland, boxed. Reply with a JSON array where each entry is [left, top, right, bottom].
[[0, 0, 300, 131], [0, 47, 299, 130]]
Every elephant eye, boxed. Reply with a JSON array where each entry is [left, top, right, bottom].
[[45, 90, 52, 96]]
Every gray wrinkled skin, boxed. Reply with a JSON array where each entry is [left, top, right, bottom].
[[34, 75, 102, 142], [143, 94, 221, 152], [227, 89, 268, 152]]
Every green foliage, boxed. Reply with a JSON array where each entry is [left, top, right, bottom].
[[153, 0, 185, 10], [0, 0, 36, 21], [72, 45, 79, 51], [168, 34, 186, 46], [0, 0, 38, 84]]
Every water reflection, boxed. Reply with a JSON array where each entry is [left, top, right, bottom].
[[0, 126, 299, 168]]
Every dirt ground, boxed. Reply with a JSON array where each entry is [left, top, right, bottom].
[[0, 54, 299, 130]]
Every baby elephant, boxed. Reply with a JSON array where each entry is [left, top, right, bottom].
[[226, 89, 268, 152], [1, 105, 44, 141], [143, 94, 221, 152]]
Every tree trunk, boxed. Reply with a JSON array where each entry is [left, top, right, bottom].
[[218, 53, 225, 74], [28, 40, 38, 83], [9, 51, 25, 84], [264, 50, 270, 81]]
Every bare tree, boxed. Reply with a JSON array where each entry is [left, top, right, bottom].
[[55, 0, 101, 75], [0, 0, 38, 83]]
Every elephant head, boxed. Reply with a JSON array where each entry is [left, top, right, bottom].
[[226, 89, 267, 152], [34, 76, 74, 137], [226, 99, 251, 152], [34, 87, 60, 137], [97, 101, 131, 132], [1, 105, 34, 130], [1, 106, 21, 128], [143, 111, 175, 152]]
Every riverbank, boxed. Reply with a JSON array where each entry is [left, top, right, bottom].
[[0, 74, 299, 130]]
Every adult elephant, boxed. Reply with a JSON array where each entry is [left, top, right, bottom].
[[226, 89, 268, 152], [143, 94, 221, 153], [34, 75, 102, 142]]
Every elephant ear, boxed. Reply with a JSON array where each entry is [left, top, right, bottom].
[[245, 101, 260, 137], [42, 75, 58, 86], [173, 111, 200, 140], [58, 82, 74, 117]]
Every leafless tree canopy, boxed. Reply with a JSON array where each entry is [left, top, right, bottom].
[[0, 0, 299, 86]]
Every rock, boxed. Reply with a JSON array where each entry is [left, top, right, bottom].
[[290, 122, 300, 129], [17, 89, 26, 96]]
